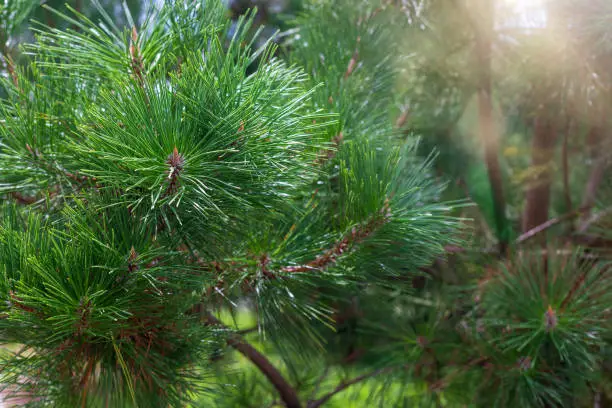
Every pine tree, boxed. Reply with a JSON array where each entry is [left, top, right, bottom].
[[0, 1, 461, 407], [4, 1, 612, 407]]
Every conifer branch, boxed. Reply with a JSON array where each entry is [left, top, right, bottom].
[[428, 357, 488, 392], [204, 312, 302, 408], [577, 206, 612, 235], [282, 199, 391, 273], [236, 326, 258, 335], [515, 208, 585, 244], [23, 143, 101, 189]]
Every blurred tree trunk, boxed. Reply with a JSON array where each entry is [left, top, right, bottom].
[[521, 0, 563, 241], [581, 124, 607, 213], [474, 0, 508, 255], [522, 115, 558, 237], [579, 91, 610, 223]]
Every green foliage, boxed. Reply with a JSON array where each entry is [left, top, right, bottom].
[[0, 0, 463, 407], [0, 0, 37, 39], [468, 253, 612, 407], [0, 203, 216, 407], [7, 0, 612, 407]]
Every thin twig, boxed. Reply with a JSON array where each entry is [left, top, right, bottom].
[[515, 208, 585, 245], [236, 326, 258, 335], [428, 356, 487, 392], [282, 200, 391, 273], [308, 366, 330, 403], [307, 366, 396, 408], [577, 206, 612, 234]]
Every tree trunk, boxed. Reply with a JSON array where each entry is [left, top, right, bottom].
[[522, 116, 558, 237], [578, 116, 609, 230], [474, 0, 508, 255]]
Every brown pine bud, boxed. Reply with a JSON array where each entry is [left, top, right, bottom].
[[544, 305, 557, 331]]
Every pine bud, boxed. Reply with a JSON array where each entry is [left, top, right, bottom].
[[517, 356, 532, 372], [128, 246, 139, 273], [131, 26, 138, 44], [165, 147, 185, 196], [544, 305, 557, 331]]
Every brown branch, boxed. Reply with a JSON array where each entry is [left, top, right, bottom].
[[521, 116, 558, 244], [428, 356, 487, 392], [577, 207, 612, 235], [307, 366, 396, 408], [236, 326, 258, 335], [515, 208, 585, 245], [8, 291, 43, 318], [282, 200, 391, 273], [559, 269, 588, 311], [594, 391, 601, 408], [205, 313, 302, 408], [129, 26, 151, 108], [23, 142, 101, 189], [579, 107, 609, 224]]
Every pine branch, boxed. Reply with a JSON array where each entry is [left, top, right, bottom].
[[428, 357, 488, 392], [236, 326, 258, 335], [204, 312, 302, 408], [515, 208, 585, 244], [577, 206, 612, 234], [282, 200, 391, 273], [22, 143, 101, 189], [306, 366, 396, 408]]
